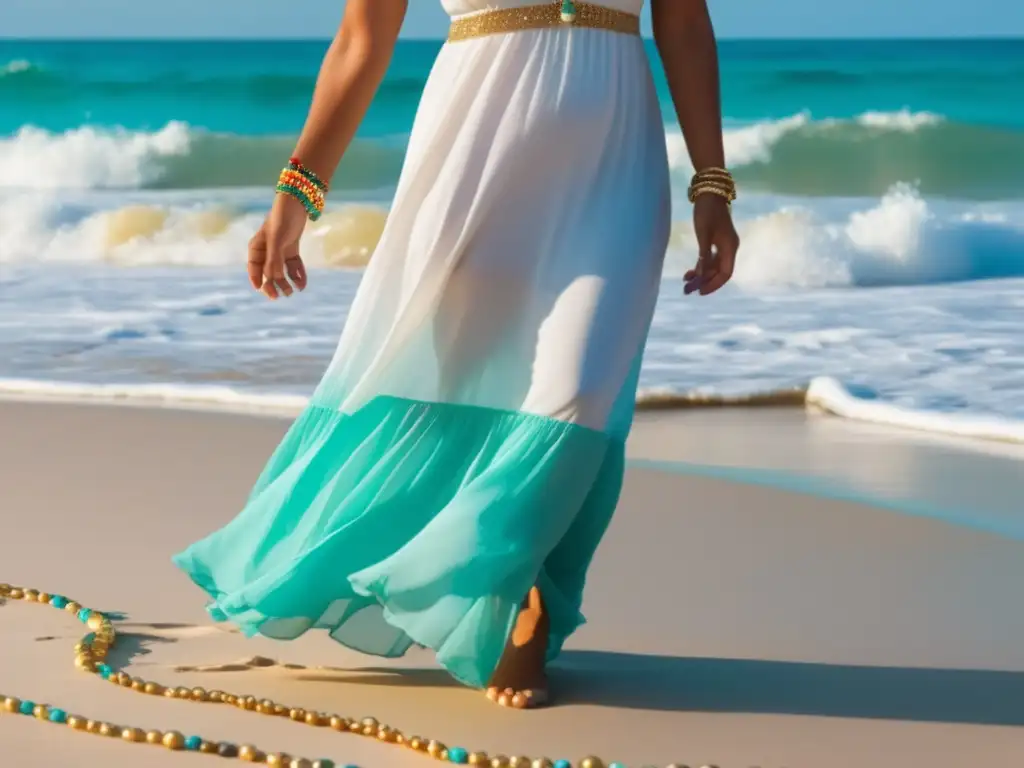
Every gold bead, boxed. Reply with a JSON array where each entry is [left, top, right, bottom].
[[242, 696, 258, 711], [98, 722, 119, 737], [304, 711, 324, 726], [347, 720, 361, 732], [288, 708, 306, 721], [209, 690, 225, 702], [531, 760, 554, 768], [67, 715, 87, 730], [200, 741, 219, 754], [427, 740, 447, 758], [86, 614, 107, 631], [121, 727, 145, 742], [145, 730, 164, 744], [37, 592, 51, 603], [407, 737, 425, 751], [74, 656, 95, 672], [468, 754, 489, 766], [191, 687, 208, 701], [290, 760, 313, 768], [265, 754, 289, 767], [491, 757, 511, 768], [361, 716, 379, 730], [33, 705, 49, 719], [329, 716, 350, 731], [175, 686, 191, 698], [509, 758, 530, 768], [163, 731, 185, 750], [23, 589, 39, 601], [239, 745, 262, 762], [580, 759, 605, 768], [85, 720, 101, 733], [131, 679, 145, 692], [9, 588, 24, 599], [377, 726, 395, 742], [3, 697, 21, 714], [144, 682, 163, 695], [65, 601, 81, 613]]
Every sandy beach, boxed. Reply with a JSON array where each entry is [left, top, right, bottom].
[[3, 399, 1024, 768]]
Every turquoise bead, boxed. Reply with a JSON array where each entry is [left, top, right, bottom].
[[77, 608, 91, 622], [96, 663, 112, 678], [49, 596, 68, 609], [554, 762, 572, 768], [184, 735, 202, 750], [447, 747, 469, 763], [609, 763, 626, 768], [48, 709, 67, 723], [18, 700, 35, 715]]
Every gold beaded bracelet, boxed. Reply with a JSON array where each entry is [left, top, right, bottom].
[[0, 582, 709, 768], [687, 167, 737, 206]]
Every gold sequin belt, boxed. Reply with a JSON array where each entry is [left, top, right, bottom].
[[447, 2, 641, 43]]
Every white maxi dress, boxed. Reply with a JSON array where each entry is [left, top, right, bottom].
[[174, 0, 672, 689]]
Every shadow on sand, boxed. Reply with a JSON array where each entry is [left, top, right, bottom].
[[304, 650, 1024, 726]]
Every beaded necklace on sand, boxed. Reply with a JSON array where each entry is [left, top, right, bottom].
[[1, 582, 713, 768]]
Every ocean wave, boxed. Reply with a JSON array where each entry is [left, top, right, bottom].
[[2, 376, 1021, 445], [670, 109, 1024, 199], [3, 185, 1023, 288], [0, 123, 405, 192], [3, 110, 1024, 198], [0, 59, 36, 76]]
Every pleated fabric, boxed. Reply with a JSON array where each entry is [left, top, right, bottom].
[[174, 0, 670, 689]]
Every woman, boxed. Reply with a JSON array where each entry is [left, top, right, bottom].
[[174, 0, 739, 710]]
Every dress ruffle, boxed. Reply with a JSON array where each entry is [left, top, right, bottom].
[[174, 396, 625, 688]]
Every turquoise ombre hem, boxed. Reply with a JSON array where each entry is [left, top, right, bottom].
[[173, 396, 625, 688]]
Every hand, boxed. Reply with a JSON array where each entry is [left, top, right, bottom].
[[684, 195, 740, 296], [247, 194, 309, 300]]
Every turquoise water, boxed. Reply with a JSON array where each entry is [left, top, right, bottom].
[[3, 37, 1024, 434], [3, 38, 1024, 197]]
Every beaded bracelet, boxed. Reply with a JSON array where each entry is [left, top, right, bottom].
[[687, 167, 736, 206], [276, 157, 329, 222]]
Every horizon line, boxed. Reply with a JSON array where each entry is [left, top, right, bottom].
[[3, 33, 1023, 42]]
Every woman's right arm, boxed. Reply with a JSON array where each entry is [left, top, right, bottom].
[[250, 0, 407, 299]]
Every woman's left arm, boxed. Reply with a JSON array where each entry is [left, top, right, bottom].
[[652, 0, 740, 296]]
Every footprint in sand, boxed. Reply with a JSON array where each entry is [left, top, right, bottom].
[[117, 622, 240, 640], [174, 655, 296, 673]]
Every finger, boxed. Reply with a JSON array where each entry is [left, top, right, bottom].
[[262, 246, 285, 300], [247, 238, 266, 291], [685, 237, 714, 295], [286, 257, 307, 291], [700, 242, 736, 296], [261, 267, 279, 300], [276, 276, 293, 297]]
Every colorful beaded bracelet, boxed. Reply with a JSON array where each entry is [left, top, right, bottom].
[[277, 157, 329, 222]]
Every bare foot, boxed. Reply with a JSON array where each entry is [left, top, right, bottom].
[[486, 586, 550, 709]]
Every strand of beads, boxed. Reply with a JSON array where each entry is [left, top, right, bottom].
[[276, 157, 328, 221], [0, 582, 705, 768], [686, 167, 737, 207]]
